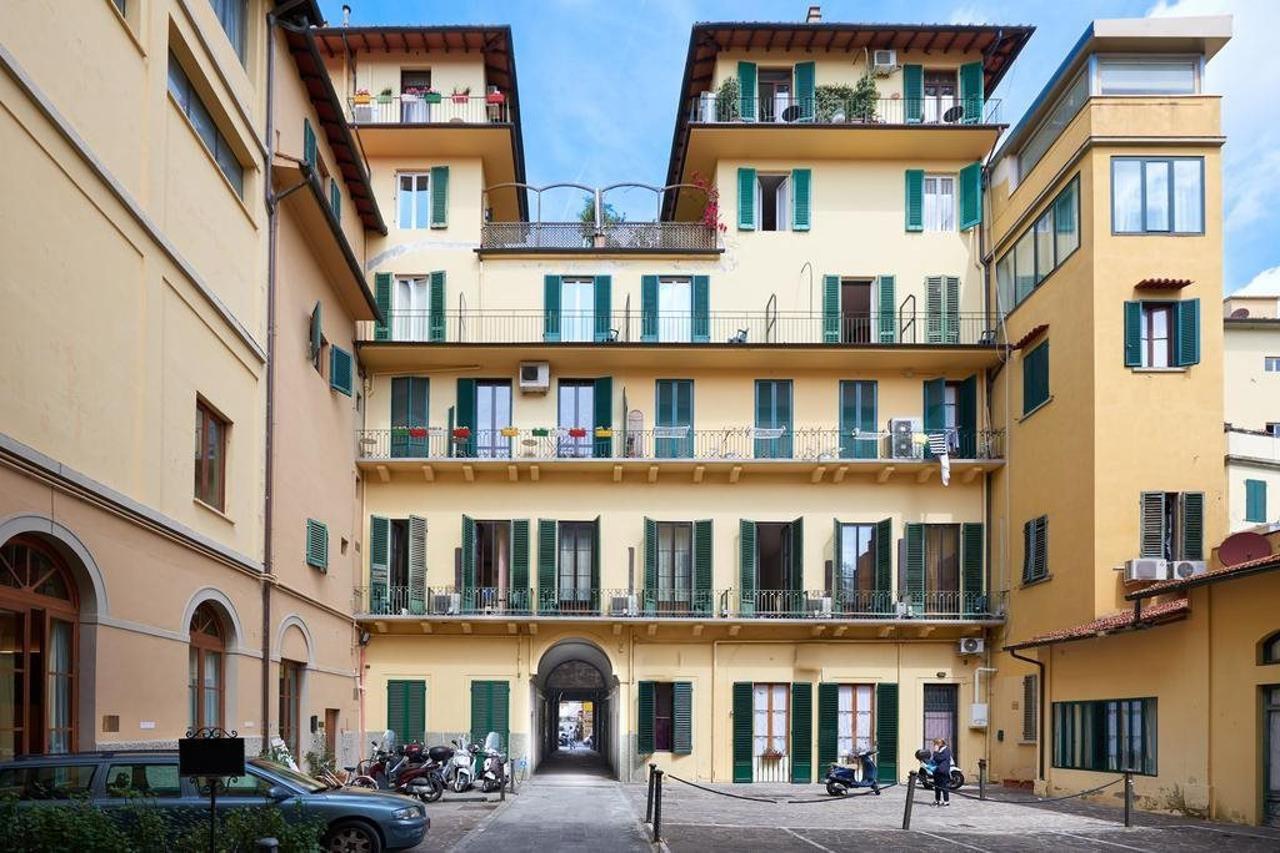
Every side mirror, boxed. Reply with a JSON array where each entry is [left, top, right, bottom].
[[267, 785, 292, 802]]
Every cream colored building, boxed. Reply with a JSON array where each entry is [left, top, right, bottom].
[[1224, 275, 1280, 532]]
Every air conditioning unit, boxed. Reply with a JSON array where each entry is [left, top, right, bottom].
[[447, 593, 462, 615], [518, 361, 550, 394], [872, 49, 898, 76], [610, 595, 638, 616], [969, 703, 989, 729], [1170, 559, 1207, 579], [958, 637, 984, 656], [890, 418, 921, 460], [1125, 558, 1170, 582]]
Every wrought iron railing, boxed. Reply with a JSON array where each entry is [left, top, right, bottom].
[[353, 586, 1005, 620], [479, 222, 719, 251], [347, 94, 509, 125], [689, 95, 1002, 126], [356, 427, 1005, 462], [358, 309, 997, 347]]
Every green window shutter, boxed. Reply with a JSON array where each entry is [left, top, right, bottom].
[[637, 680, 655, 754], [1181, 492, 1204, 560], [926, 276, 944, 343], [386, 680, 404, 741], [904, 524, 924, 612], [673, 682, 693, 755], [694, 519, 713, 614], [470, 681, 490, 748], [791, 168, 811, 231], [732, 682, 753, 782], [923, 378, 946, 434], [369, 516, 389, 611], [1124, 302, 1143, 367], [737, 167, 756, 230], [593, 376, 613, 458], [537, 519, 557, 613], [461, 515, 476, 608], [817, 683, 839, 770], [391, 377, 429, 457], [511, 519, 530, 611], [1035, 516, 1048, 579], [737, 62, 757, 121], [1246, 480, 1268, 524], [875, 683, 899, 782], [641, 275, 659, 342], [407, 680, 425, 744], [329, 346, 353, 396], [956, 375, 977, 457], [875, 518, 893, 607], [408, 515, 426, 614], [944, 276, 960, 343], [1140, 493, 1167, 558], [692, 275, 710, 342], [430, 165, 449, 228], [904, 169, 924, 232], [961, 523, 984, 615], [832, 520, 842, 598], [308, 301, 323, 363], [455, 378, 476, 457], [822, 275, 840, 343], [1175, 298, 1201, 366], [593, 275, 612, 342], [643, 517, 657, 614], [794, 61, 815, 121], [592, 516, 601, 612], [739, 519, 757, 616], [1022, 520, 1034, 583], [877, 275, 896, 343], [1023, 341, 1049, 415], [303, 118, 317, 167], [387, 680, 424, 745], [429, 271, 446, 342], [790, 682, 813, 783], [959, 61, 984, 124], [543, 275, 561, 342], [959, 162, 982, 230], [330, 179, 341, 221], [305, 519, 328, 570], [374, 272, 392, 340], [902, 65, 923, 123], [789, 516, 805, 594]]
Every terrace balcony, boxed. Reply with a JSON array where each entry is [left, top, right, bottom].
[[688, 95, 1003, 127], [347, 93, 510, 126], [354, 586, 1004, 623], [478, 221, 720, 254]]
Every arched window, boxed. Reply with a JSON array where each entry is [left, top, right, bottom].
[[188, 603, 225, 731], [0, 536, 79, 758], [1261, 631, 1280, 665]]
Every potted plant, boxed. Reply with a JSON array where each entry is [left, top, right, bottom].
[[594, 427, 613, 439], [452, 85, 471, 104], [424, 87, 442, 104], [452, 426, 472, 440], [376, 87, 394, 104], [532, 427, 551, 437], [485, 85, 505, 105], [353, 88, 371, 105], [500, 426, 520, 438]]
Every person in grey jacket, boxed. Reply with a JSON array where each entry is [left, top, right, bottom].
[[930, 738, 953, 806]]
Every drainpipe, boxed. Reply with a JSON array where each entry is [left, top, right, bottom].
[[1007, 647, 1045, 780]]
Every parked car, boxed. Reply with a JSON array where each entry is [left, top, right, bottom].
[[0, 751, 429, 853]]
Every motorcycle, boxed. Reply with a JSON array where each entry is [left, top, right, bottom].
[[477, 731, 507, 793], [351, 732, 443, 803], [914, 749, 965, 790], [439, 736, 476, 793], [823, 748, 881, 796]]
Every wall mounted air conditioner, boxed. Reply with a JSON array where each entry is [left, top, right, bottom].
[[518, 361, 550, 394], [1124, 558, 1169, 582], [970, 703, 989, 728], [1171, 559, 1207, 579], [872, 49, 898, 76], [958, 637, 984, 656], [610, 595, 638, 617], [890, 418, 921, 460]]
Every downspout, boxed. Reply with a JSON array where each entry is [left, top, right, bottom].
[[1007, 647, 1046, 780]]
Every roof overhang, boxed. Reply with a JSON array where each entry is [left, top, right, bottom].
[[1003, 599, 1190, 651], [1126, 553, 1280, 601]]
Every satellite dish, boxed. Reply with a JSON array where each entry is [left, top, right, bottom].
[[1230, 308, 1250, 319], [1218, 531, 1272, 567]]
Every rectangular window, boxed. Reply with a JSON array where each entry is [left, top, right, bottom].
[[835, 523, 876, 595], [754, 379, 794, 459], [397, 173, 430, 229], [475, 380, 512, 459], [557, 380, 595, 458], [658, 277, 693, 343], [1022, 341, 1050, 415], [1021, 675, 1039, 742], [557, 521, 595, 608], [194, 400, 227, 511], [0, 765, 96, 800], [279, 660, 302, 758], [167, 53, 244, 195], [753, 683, 789, 757], [209, 0, 248, 63], [656, 522, 693, 606], [1140, 491, 1203, 561], [1140, 303, 1174, 368], [1013, 230, 1036, 304], [1266, 358, 1280, 373], [104, 763, 183, 798], [1053, 698, 1157, 775], [390, 376, 429, 458], [655, 379, 694, 458], [559, 277, 595, 343], [1246, 479, 1268, 524], [837, 684, 875, 760], [392, 276, 430, 341], [654, 682, 675, 752], [924, 525, 961, 597], [1022, 515, 1048, 583], [329, 179, 341, 221], [755, 174, 790, 231], [996, 177, 1080, 314], [922, 175, 955, 232], [1034, 211, 1054, 283], [1097, 58, 1198, 96], [1112, 157, 1203, 234]]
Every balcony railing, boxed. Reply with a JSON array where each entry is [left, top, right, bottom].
[[360, 309, 997, 347], [689, 95, 1002, 126], [356, 427, 1004, 462], [355, 586, 1004, 620], [479, 222, 720, 252], [347, 94, 510, 125]]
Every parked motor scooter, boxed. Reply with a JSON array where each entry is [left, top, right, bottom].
[[477, 731, 507, 793], [439, 735, 476, 793], [914, 749, 965, 790], [350, 732, 443, 803], [823, 748, 881, 796]]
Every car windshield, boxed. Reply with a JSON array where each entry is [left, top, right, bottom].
[[247, 758, 327, 793]]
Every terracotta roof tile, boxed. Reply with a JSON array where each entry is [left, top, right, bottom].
[[1012, 324, 1048, 350], [1004, 599, 1189, 651], [1134, 278, 1193, 290], [1126, 552, 1280, 599]]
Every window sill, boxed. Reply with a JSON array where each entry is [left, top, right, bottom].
[[1019, 396, 1053, 423], [194, 497, 234, 524], [1130, 367, 1187, 374], [1020, 573, 1052, 589]]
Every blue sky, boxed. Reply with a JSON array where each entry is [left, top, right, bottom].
[[319, 0, 1277, 294]]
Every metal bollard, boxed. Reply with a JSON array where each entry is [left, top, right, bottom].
[[1123, 770, 1134, 828], [652, 769, 664, 842], [645, 762, 657, 823], [500, 761, 507, 802], [902, 771, 917, 830], [978, 758, 987, 801]]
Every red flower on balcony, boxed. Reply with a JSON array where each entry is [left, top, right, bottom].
[[568, 427, 588, 439], [408, 427, 428, 439], [690, 171, 726, 233], [452, 427, 472, 439]]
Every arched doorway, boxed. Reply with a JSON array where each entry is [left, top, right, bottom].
[[533, 639, 617, 778], [188, 603, 227, 732], [0, 536, 80, 758]]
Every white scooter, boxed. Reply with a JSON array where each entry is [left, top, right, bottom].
[[440, 734, 476, 793]]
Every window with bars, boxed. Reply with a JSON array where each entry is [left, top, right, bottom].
[[1021, 675, 1038, 742], [1053, 697, 1157, 775]]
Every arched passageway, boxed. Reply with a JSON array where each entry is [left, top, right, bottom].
[[532, 639, 617, 779]]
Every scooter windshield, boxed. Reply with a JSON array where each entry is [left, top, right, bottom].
[[484, 731, 501, 752]]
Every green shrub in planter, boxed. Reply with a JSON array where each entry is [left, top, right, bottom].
[[715, 76, 740, 122]]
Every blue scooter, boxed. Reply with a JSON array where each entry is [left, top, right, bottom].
[[823, 748, 881, 796]]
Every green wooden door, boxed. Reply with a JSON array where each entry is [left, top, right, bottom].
[[733, 682, 753, 782], [876, 683, 899, 782], [470, 680, 510, 752], [791, 682, 813, 783]]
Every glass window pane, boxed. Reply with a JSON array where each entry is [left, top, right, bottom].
[[1054, 182, 1079, 261], [1034, 211, 1054, 282], [414, 176, 429, 228], [1098, 60, 1196, 95], [167, 56, 190, 110], [398, 176, 414, 227], [658, 278, 692, 343], [561, 279, 594, 343], [1144, 160, 1170, 232], [1014, 230, 1036, 301], [1173, 160, 1202, 233], [996, 254, 1014, 312], [1112, 160, 1144, 233]]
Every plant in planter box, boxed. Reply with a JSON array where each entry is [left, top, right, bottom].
[[715, 75, 740, 122], [424, 87, 442, 104], [849, 74, 878, 121], [353, 88, 371, 104], [486, 85, 505, 105], [377, 86, 394, 103], [452, 85, 471, 103]]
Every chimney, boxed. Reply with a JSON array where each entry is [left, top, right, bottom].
[[342, 4, 351, 26], [806, 5, 821, 23]]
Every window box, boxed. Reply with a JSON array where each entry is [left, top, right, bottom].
[[532, 427, 551, 437], [486, 89, 505, 105], [594, 427, 613, 438], [500, 426, 520, 438], [452, 427, 472, 439], [353, 92, 371, 105], [568, 427, 588, 439], [424, 91, 442, 104]]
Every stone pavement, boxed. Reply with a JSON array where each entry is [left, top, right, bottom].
[[451, 748, 652, 853]]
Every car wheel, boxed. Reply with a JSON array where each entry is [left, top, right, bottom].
[[326, 821, 383, 853]]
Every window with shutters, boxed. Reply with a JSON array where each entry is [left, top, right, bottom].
[[1022, 515, 1048, 584], [1140, 304, 1174, 368], [994, 177, 1079, 314], [922, 175, 956, 231], [557, 521, 595, 611], [656, 522, 693, 608], [1112, 157, 1204, 234], [392, 276, 429, 341], [390, 377, 429, 458], [754, 380, 794, 459], [1245, 479, 1268, 524], [309, 302, 325, 373], [329, 346, 353, 396], [386, 680, 426, 746], [835, 524, 877, 596], [305, 519, 328, 570], [472, 520, 512, 602], [397, 173, 430, 229], [654, 682, 675, 751], [167, 52, 244, 196], [1021, 675, 1039, 742], [557, 380, 595, 458], [329, 178, 341, 221], [756, 68, 794, 122], [837, 684, 875, 761], [755, 174, 790, 231], [554, 277, 595, 343], [922, 70, 959, 123], [753, 684, 789, 757], [1139, 491, 1203, 561], [194, 399, 228, 511], [658, 277, 693, 342], [1022, 340, 1050, 416], [1052, 697, 1157, 775]]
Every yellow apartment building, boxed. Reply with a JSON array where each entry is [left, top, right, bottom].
[[0, 0, 379, 768]]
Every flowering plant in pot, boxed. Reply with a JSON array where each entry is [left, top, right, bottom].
[[485, 85, 505, 105], [353, 88, 371, 105], [452, 85, 471, 104]]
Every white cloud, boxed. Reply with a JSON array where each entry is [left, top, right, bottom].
[[948, 5, 991, 25]]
